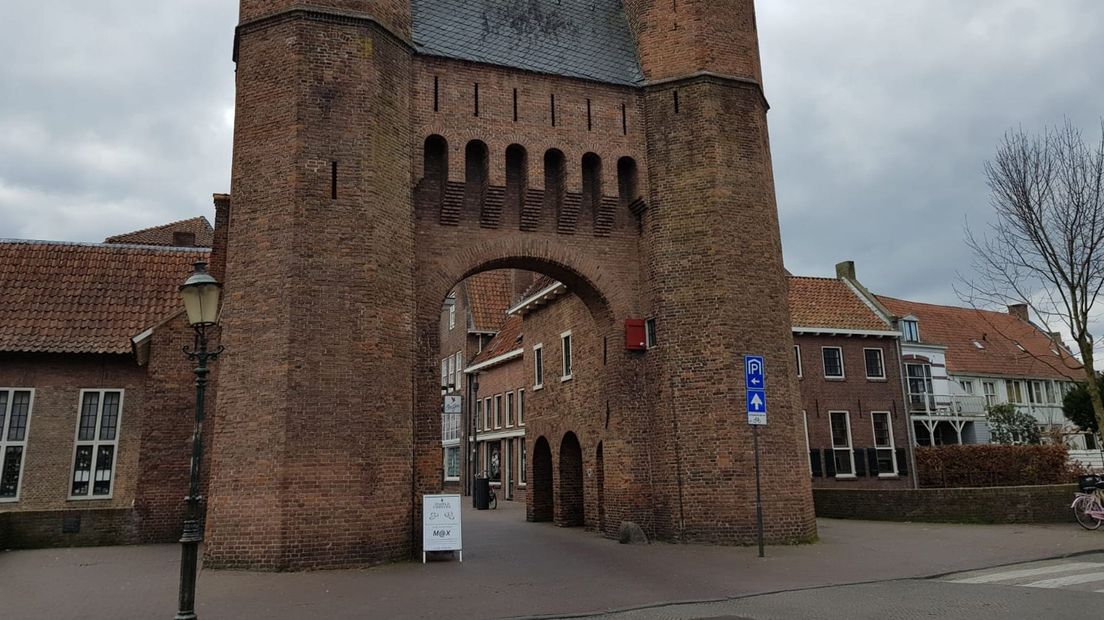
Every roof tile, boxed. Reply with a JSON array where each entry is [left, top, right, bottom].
[[0, 240, 207, 355], [105, 217, 213, 247], [878, 296, 1080, 380], [788, 276, 890, 332]]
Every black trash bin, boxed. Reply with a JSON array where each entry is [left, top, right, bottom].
[[474, 476, 490, 510]]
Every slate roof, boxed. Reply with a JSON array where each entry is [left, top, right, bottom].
[[877, 296, 1080, 381], [0, 240, 207, 355], [105, 217, 214, 248], [464, 271, 514, 332], [412, 0, 644, 86], [788, 276, 892, 333], [469, 314, 524, 367]]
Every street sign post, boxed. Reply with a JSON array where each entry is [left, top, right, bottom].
[[743, 354, 766, 558]]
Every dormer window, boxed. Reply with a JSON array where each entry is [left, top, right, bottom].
[[901, 318, 920, 342]]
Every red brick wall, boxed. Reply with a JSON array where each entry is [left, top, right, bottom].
[[209, 7, 416, 570], [814, 484, 1076, 523], [469, 354, 527, 500], [796, 334, 913, 490]]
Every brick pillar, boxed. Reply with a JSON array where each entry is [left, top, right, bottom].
[[205, 1, 415, 569], [628, 0, 816, 543]]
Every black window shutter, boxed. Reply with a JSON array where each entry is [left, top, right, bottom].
[[853, 450, 867, 476], [867, 447, 880, 476], [810, 450, 823, 478], [895, 448, 909, 476], [824, 449, 836, 477]]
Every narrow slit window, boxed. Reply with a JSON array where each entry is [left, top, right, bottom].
[[550, 94, 556, 127], [621, 102, 627, 135], [433, 76, 439, 112], [513, 88, 518, 122], [587, 99, 592, 131], [673, 90, 680, 113], [331, 161, 338, 200], [474, 83, 480, 117]]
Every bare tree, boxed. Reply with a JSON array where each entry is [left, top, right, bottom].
[[961, 119, 1104, 435]]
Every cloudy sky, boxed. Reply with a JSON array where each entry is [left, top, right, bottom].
[[1, 1, 1102, 346]]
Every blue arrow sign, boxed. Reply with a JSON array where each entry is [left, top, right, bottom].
[[747, 389, 766, 413], [744, 355, 765, 388]]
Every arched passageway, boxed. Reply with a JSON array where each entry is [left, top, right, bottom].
[[558, 432, 584, 527], [532, 436, 554, 522]]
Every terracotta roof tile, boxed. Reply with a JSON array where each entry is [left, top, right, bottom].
[[0, 240, 208, 355], [877, 296, 1080, 380], [464, 271, 513, 332], [105, 217, 213, 247], [470, 314, 524, 367], [788, 276, 890, 332]]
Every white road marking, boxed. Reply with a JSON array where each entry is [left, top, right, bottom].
[[949, 562, 1104, 584], [1021, 571, 1104, 589]]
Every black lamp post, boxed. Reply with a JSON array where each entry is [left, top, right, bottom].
[[175, 261, 223, 620]]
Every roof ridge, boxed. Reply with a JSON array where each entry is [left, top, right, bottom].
[[0, 239, 211, 253], [105, 216, 213, 241], [877, 294, 1021, 318]]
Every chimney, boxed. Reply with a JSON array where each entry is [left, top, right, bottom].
[[835, 261, 856, 281], [210, 193, 231, 283], [1007, 303, 1029, 322]]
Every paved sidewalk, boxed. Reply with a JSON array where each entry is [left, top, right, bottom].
[[1, 500, 1102, 619]]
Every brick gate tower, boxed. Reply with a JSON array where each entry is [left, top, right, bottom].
[[209, 0, 816, 570]]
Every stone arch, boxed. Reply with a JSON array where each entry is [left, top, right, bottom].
[[464, 139, 489, 223], [618, 156, 641, 214], [423, 135, 448, 208], [544, 148, 567, 230], [581, 152, 602, 230], [558, 431, 584, 527], [531, 436, 554, 522], [505, 144, 528, 228]]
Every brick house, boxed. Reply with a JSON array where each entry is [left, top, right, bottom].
[[0, 200, 229, 549], [789, 267, 913, 489]]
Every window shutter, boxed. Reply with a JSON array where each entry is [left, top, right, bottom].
[[823, 449, 836, 477], [895, 448, 909, 476], [853, 450, 867, 477], [867, 448, 879, 476], [810, 450, 823, 478]]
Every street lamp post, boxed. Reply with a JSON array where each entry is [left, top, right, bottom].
[[175, 262, 223, 620]]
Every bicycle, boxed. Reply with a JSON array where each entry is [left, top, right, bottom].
[[1072, 474, 1104, 530]]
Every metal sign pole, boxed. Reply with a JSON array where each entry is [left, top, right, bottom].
[[753, 424, 764, 558]]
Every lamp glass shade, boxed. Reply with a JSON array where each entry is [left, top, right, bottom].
[[180, 262, 222, 326]]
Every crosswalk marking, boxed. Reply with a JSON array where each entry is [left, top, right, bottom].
[[1022, 571, 1104, 589], [949, 562, 1103, 584]]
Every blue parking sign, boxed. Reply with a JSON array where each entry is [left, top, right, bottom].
[[744, 355, 765, 388]]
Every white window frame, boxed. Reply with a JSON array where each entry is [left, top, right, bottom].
[[482, 397, 490, 431], [505, 391, 514, 427], [863, 347, 885, 380], [533, 344, 544, 390], [0, 388, 35, 503], [440, 358, 448, 390], [901, 319, 920, 342], [822, 346, 845, 379], [494, 394, 502, 429], [983, 381, 997, 407], [560, 331, 573, 381], [446, 355, 455, 393], [645, 318, 657, 349], [871, 411, 898, 477], [453, 351, 463, 392], [794, 345, 802, 378], [517, 438, 527, 487], [443, 446, 460, 482], [802, 410, 811, 475], [960, 380, 975, 395], [517, 388, 525, 426], [829, 410, 855, 478], [448, 301, 456, 330], [69, 389, 125, 500]]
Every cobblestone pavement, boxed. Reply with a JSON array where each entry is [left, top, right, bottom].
[[1, 501, 1102, 619]]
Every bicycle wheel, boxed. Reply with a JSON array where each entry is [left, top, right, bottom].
[[1073, 495, 1102, 531], [489, 490, 497, 510]]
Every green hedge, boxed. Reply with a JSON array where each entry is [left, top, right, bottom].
[[916, 444, 1072, 488]]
